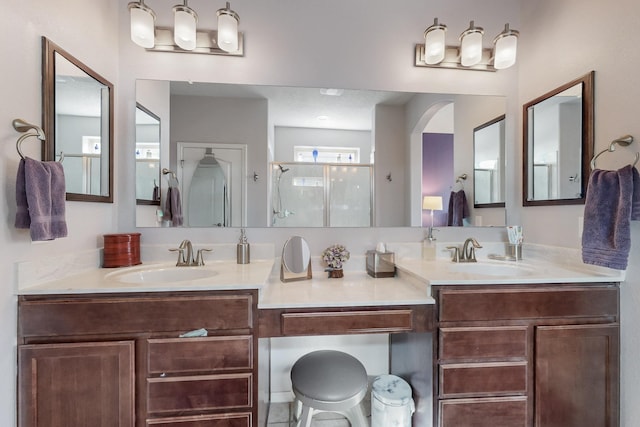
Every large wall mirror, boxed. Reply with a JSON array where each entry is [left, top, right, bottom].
[[135, 79, 507, 228], [523, 71, 594, 206], [42, 37, 114, 203]]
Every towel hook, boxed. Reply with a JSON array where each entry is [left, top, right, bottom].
[[590, 135, 639, 170]]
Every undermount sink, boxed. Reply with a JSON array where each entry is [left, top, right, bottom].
[[106, 265, 219, 284], [447, 262, 533, 277]]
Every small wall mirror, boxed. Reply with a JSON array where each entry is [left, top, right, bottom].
[[280, 236, 312, 282], [523, 71, 594, 206], [42, 37, 114, 202], [474, 115, 505, 207], [135, 104, 161, 205]]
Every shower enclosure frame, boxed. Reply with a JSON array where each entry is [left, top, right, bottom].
[[270, 161, 375, 227]]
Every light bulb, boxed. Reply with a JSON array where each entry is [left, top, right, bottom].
[[424, 18, 447, 65], [129, 1, 156, 48], [173, 2, 198, 50], [217, 2, 239, 52], [460, 21, 484, 67]]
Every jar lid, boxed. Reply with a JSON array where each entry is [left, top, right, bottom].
[[372, 374, 413, 406]]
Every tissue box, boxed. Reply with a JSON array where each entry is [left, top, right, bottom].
[[366, 250, 396, 278]]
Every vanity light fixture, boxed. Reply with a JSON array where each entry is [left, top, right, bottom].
[[459, 21, 484, 67], [423, 18, 447, 65], [173, 0, 198, 51], [127, 1, 244, 56], [493, 23, 519, 70], [129, 0, 156, 49], [217, 2, 240, 53], [415, 19, 519, 71]]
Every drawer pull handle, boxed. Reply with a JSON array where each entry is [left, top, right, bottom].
[[179, 328, 208, 338]]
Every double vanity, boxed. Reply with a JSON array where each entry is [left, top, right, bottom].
[[16, 242, 623, 427]]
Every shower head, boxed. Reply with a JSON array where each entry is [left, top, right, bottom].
[[278, 165, 290, 173]]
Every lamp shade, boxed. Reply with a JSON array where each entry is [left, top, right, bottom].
[[217, 2, 239, 53], [174, 2, 198, 50], [424, 18, 447, 65], [129, 1, 156, 49], [493, 24, 519, 69], [422, 196, 443, 211], [460, 21, 484, 67]]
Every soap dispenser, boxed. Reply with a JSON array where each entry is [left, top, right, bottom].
[[237, 228, 250, 264]]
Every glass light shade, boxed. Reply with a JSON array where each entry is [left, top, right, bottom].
[[217, 3, 239, 53], [460, 21, 484, 67], [129, 2, 156, 49], [174, 5, 198, 50], [493, 24, 519, 69], [422, 196, 443, 211], [424, 18, 447, 65]]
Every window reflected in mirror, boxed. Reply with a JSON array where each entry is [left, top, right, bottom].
[[474, 115, 506, 208], [42, 37, 114, 202], [523, 71, 594, 206]]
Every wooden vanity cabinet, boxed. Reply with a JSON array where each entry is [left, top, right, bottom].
[[433, 283, 619, 427], [18, 290, 259, 427]]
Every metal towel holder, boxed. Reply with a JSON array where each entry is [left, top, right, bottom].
[[590, 135, 639, 170], [13, 118, 64, 162]]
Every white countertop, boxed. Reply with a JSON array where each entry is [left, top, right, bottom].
[[258, 270, 433, 309], [16, 243, 625, 310]]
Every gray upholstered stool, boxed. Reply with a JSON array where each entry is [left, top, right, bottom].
[[290, 350, 369, 427]]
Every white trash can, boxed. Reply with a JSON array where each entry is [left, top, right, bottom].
[[371, 374, 415, 427]]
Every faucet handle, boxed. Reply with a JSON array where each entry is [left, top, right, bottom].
[[169, 247, 187, 265], [195, 248, 212, 266], [446, 246, 460, 263]]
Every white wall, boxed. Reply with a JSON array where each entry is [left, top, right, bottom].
[[517, 1, 640, 424], [0, 0, 120, 424]]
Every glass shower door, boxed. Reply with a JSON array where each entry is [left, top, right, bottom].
[[328, 165, 372, 227]]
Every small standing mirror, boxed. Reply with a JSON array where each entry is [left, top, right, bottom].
[[43, 37, 114, 202], [474, 115, 506, 207], [281, 236, 312, 282], [523, 71, 594, 206]]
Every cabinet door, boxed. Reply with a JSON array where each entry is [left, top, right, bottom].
[[19, 341, 134, 427], [535, 324, 619, 427]]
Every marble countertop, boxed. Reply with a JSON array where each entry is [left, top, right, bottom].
[[16, 243, 625, 311]]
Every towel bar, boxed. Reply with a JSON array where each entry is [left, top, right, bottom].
[[590, 134, 639, 170]]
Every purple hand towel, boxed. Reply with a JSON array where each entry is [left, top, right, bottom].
[[15, 158, 68, 241], [447, 190, 469, 226], [164, 187, 184, 227], [582, 165, 640, 270]]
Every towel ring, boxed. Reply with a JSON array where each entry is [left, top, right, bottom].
[[13, 118, 64, 162], [590, 135, 639, 170]]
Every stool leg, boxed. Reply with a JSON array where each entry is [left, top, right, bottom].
[[292, 399, 302, 422], [344, 402, 369, 427], [296, 405, 314, 427]]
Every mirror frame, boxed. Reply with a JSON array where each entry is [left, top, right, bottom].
[[42, 37, 114, 203], [522, 71, 594, 207], [135, 102, 161, 206]]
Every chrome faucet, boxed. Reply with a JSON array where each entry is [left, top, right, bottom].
[[446, 238, 483, 263], [169, 240, 212, 266]]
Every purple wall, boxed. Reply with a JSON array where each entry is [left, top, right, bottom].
[[422, 133, 454, 227]]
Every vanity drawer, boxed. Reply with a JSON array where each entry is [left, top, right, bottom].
[[439, 326, 528, 361], [148, 336, 252, 374], [146, 413, 251, 426], [147, 373, 252, 415], [281, 309, 414, 335], [438, 286, 618, 322], [19, 292, 255, 337], [439, 396, 527, 427], [439, 362, 527, 398]]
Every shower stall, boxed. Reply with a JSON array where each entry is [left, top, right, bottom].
[[271, 162, 373, 227]]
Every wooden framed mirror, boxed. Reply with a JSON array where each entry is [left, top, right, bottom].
[[42, 37, 114, 203], [523, 71, 594, 206], [135, 103, 161, 206], [474, 114, 506, 208]]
